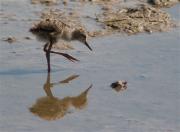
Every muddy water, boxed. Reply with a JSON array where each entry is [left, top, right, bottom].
[[0, 0, 180, 132]]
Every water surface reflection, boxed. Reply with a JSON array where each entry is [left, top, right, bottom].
[[29, 73, 92, 120]]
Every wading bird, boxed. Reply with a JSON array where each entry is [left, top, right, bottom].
[[30, 18, 92, 72]]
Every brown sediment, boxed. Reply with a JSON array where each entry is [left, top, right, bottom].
[[77, 0, 119, 3], [78, 0, 122, 11], [2, 37, 17, 43], [24, 36, 32, 40], [148, 0, 180, 8], [31, 0, 58, 5], [87, 30, 112, 37], [96, 4, 175, 35]]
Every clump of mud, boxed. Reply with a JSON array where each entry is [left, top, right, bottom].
[[2, 37, 17, 43], [111, 80, 127, 92], [148, 0, 180, 8], [85, 0, 119, 2], [96, 4, 175, 35], [31, 0, 58, 5], [88, 0, 112, 1], [70, 0, 122, 9]]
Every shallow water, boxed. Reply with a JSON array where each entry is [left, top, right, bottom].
[[0, 0, 180, 132]]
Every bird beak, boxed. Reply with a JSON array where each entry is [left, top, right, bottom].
[[84, 41, 92, 51]]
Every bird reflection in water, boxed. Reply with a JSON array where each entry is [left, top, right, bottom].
[[29, 73, 92, 120]]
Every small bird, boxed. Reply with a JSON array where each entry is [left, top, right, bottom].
[[30, 18, 92, 72]]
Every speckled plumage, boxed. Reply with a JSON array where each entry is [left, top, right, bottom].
[[30, 18, 92, 72], [30, 18, 71, 42]]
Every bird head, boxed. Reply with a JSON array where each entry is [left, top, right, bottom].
[[72, 29, 92, 51]]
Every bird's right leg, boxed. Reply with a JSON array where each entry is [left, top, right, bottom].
[[44, 42, 53, 72], [43, 43, 49, 52]]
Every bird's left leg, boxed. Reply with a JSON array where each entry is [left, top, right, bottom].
[[44, 43, 79, 62], [49, 51, 79, 62]]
